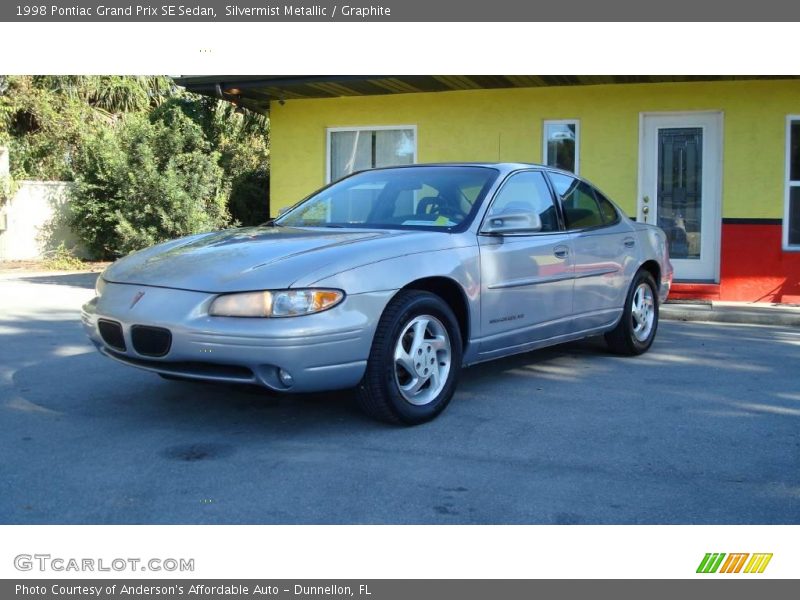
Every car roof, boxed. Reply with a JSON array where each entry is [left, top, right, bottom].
[[367, 162, 575, 176]]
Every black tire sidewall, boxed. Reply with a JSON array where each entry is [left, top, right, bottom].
[[623, 271, 659, 353], [376, 292, 463, 423]]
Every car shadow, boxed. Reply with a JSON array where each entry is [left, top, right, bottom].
[[16, 272, 98, 290], [4, 326, 607, 436], [461, 336, 608, 385]]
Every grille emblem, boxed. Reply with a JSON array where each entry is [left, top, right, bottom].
[[129, 291, 145, 309]]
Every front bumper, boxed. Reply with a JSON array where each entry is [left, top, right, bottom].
[[81, 282, 394, 392]]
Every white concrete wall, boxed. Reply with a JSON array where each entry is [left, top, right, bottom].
[[0, 146, 8, 182], [0, 180, 86, 261]]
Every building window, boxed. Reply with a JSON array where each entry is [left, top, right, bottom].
[[543, 120, 580, 174], [327, 126, 416, 183], [786, 117, 800, 250]]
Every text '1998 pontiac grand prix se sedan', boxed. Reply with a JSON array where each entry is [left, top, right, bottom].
[[82, 163, 673, 424]]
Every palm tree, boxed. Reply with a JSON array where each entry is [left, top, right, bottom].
[[34, 75, 175, 115]]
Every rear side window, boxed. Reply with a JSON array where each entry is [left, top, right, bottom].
[[487, 171, 559, 232], [595, 191, 620, 224], [549, 173, 604, 230]]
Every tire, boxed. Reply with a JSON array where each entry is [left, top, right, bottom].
[[357, 290, 463, 425], [604, 269, 659, 356]]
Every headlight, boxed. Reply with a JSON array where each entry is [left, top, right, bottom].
[[208, 289, 344, 318], [95, 276, 106, 297]]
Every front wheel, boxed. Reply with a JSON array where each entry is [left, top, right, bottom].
[[357, 290, 463, 425], [605, 269, 659, 355]]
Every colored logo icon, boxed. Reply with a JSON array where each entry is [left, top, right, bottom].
[[696, 553, 773, 574]]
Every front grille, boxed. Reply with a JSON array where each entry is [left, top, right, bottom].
[[131, 325, 172, 357], [98, 319, 126, 351]]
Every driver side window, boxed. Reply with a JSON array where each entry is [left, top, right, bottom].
[[487, 171, 559, 232]]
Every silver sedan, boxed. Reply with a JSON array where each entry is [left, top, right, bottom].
[[82, 163, 672, 424]]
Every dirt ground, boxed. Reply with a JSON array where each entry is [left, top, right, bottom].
[[0, 259, 110, 272]]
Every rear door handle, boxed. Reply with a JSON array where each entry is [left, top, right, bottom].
[[624, 238, 636, 248], [553, 245, 569, 259]]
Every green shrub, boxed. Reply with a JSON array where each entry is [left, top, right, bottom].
[[41, 242, 86, 271], [154, 96, 271, 225], [1, 76, 271, 253], [70, 106, 231, 259], [228, 170, 270, 225]]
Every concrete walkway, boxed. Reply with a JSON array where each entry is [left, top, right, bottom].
[[662, 300, 800, 327]]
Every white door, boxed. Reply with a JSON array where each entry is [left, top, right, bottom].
[[639, 112, 722, 281]]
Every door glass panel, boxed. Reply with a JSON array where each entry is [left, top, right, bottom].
[[550, 173, 604, 230], [657, 127, 702, 260], [790, 121, 800, 182], [487, 171, 558, 232], [595, 191, 620, 224], [789, 187, 800, 246]]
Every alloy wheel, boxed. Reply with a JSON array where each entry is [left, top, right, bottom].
[[631, 282, 655, 342], [393, 314, 452, 406]]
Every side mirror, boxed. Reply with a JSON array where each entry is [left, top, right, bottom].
[[481, 211, 543, 235]]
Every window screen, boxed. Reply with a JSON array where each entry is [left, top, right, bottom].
[[329, 128, 415, 182]]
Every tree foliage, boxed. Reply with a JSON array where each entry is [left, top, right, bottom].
[[0, 75, 178, 179], [0, 75, 271, 259], [71, 106, 230, 259], [153, 95, 271, 225]]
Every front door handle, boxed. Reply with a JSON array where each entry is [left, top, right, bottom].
[[553, 245, 569, 259]]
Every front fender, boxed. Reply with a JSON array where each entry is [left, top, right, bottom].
[[308, 245, 482, 348]]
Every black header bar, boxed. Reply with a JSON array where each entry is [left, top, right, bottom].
[[4, 0, 800, 22]]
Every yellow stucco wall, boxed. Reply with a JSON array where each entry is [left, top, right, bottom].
[[270, 79, 800, 218]]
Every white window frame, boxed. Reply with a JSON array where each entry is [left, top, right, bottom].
[[542, 119, 580, 175], [325, 125, 418, 183], [784, 115, 800, 251]]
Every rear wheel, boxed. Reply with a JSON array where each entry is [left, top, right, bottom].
[[605, 269, 659, 355], [357, 290, 463, 425]]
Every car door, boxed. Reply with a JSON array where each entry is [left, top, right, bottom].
[[548, 172, 633, 332], [477, 170, 575, 357]]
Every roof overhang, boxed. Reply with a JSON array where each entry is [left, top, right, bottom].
[[174, 75, 800, 114]]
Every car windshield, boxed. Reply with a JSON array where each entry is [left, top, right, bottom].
[[275, 166, 499, 231]]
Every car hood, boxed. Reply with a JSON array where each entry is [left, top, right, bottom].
[[102, 226, 458, 292]]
